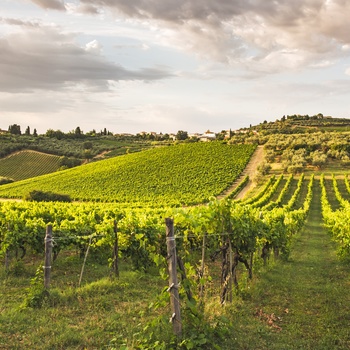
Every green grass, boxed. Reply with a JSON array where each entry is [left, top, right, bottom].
[[0, 254, 164, 349], [0, 151, 61, 181]]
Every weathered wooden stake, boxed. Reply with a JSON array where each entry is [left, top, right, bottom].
[[228, 239, 233, 303], [199, 233, 206, 299], [165, 218, 182, 337], [5, 223, 10, 270], [79, 236, 92, 287], [113, 220, 119, 277], [4, 249, 10, 271], [44, 225, 53, 289]]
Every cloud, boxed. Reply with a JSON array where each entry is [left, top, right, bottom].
[[30, 0, 66, 11], [73, 0, 350, 73], [0, 21, 172, 93]]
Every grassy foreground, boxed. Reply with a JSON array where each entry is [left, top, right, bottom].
[[1, 178, 350, 349], [229, 178, 350, 349]]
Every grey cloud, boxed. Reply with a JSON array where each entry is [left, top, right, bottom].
[[77, 0, 350, 72], [30, 0, 66, 11], [78, 0, 323, 23], [0, 18, 41, 27], [79, 0, 250, 21], [0, 25, 172, 93]]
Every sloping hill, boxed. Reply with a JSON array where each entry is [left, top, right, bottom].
[[0, 150, 61, 181], [0, 143, 256, 205]]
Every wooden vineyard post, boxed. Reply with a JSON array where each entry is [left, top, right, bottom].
[[165, 218, 182, 337], [199, 233, 206, 299], [220, 239, 233, 304], [4, 223, 10, 271], [4, 250, 9, 271], [113, 220, 119, 277], [44, 225, 53, 289], [227, 239, 233, 303], [79, 236, 92, 287]]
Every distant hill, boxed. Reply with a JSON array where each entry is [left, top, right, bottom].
[[0, 150, 61, 181], [250, 114, 350, 133]]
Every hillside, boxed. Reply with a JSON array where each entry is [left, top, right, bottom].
[[0, 150, 61, 181], [0, 132, 155, 159], [0, 142, 256, 205], [251, 114, 350, 133], [3, 125, 350, 348]]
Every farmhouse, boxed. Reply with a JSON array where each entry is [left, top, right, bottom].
[[199, 132, 216, 142]]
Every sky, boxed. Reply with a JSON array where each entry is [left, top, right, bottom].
[[1, 0, 350, 135]]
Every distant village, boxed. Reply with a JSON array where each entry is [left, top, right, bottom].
[[120, 128, 258, 141], [1, 124, 258, 142]]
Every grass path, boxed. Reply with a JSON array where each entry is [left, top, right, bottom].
[[230, 179, 350, 349]]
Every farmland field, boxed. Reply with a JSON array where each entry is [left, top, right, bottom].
[[0, 142, 256, 205], [0, 150, 61, 181], [2, 131, 350, 349], [2, 172, 350, 349]]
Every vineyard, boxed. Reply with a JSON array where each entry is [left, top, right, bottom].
[[0, 151, 61, 181], [3, 171, 349, 348], [1, 137, 350, 348], [0, 143, 256, 205]]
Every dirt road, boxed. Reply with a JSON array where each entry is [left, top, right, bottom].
[[218, 145, 264, 200]]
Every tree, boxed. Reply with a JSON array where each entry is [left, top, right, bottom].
[[8, 124, 21, 135], [310, 151, 327, 168], [257, 162, 272, 175], [75, 126, 82, 136], [46, 129, 64, 139], [176, 130, 188, 140], [25, 126, 30, 135], [84, 150, 93, 162], [33, 128, 38, 137], [83, 141, 93, 150]]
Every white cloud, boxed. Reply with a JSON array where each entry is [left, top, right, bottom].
[[85, 39, 102, 54]]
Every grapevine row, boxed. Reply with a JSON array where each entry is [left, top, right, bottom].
[[250, 174, 284, 208], [1, 175, 313, 279], [263, 174, 293, 211], [320, 174, 350, 258], [238, 175, 276, 205], [332, 175, 349, 208]]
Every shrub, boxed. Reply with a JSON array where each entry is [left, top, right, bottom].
[[25, 190, 72, 202], [257, 162, 272, 175], [0, 176, 14, 185]]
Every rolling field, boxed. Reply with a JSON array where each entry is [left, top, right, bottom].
[[0, 142, 256, 205], [0, 150, 61, 181]]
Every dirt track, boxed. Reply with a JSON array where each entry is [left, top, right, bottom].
[[217, 145, 264, 200]]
